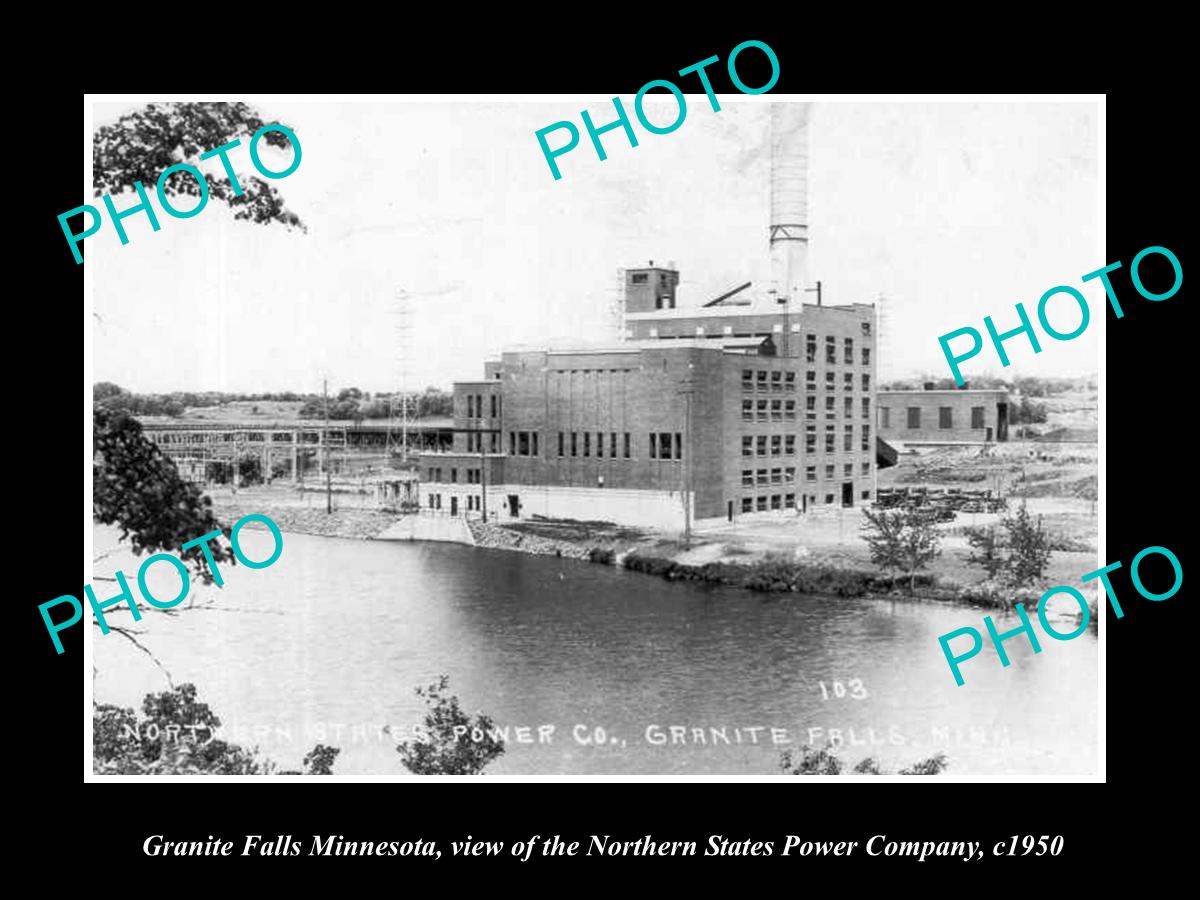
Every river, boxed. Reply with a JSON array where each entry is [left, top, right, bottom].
[[92, 527, 1098, 776]]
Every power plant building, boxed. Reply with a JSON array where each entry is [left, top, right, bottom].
[[877, 387, 1010, 446], [417, 103, 880, 529]]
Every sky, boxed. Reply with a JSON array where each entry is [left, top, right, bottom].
[[89, 98, 1100, 394]]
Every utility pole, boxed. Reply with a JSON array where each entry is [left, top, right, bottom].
[[324, 378, 332, 514]]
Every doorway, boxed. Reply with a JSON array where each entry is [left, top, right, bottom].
[[450, 496, 458, 517], [841, 482, 854, 508], [986, 427, 994, 442], [727, 500, 733, 522], [507, 494, 520, 517]]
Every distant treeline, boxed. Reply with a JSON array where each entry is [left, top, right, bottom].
[[92, 382, 453, 420], [880, 374, 1094, 397]]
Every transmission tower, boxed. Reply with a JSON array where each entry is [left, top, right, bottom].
[[389, 288, 414, 460]]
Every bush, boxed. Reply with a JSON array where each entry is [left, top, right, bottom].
[[779, 744, 949, 776], [395, 675, 505, 775]]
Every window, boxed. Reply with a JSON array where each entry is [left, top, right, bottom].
[[971, 406, 985, 429], [596, 431, 604, 457], [611, 432, 618, 457], [825, 494, 835, 504], [742, 399, 753, 421], [467, 395, 474, 418], [518, 432, 529, 456], [844, 425, 853, 451], [476, 394, 482, 418], [936, 407, 951, 429], [825, 336, 836, 363], [771, 371, 782, 391], [806, 371, 816, 390], [784, 466, 796, 483], [825, 429, 835, 453], [757, 469, 769, 486], [742, 470, 754, 486], [785, 435, 795, 455], [826, 395, 835, 411], [771, 468, 782, 484], [825, 371, 835, 389], [862, 397, 870, 419], [742, 436, 753, 457], [757, 371, 768, 390], [862, 462, 871, 475], [881, 407, 891, 429], [806, 336, 817, 363], [490, 433, 498, 453], [451, 468, 458, 483], [584, 432, 591, 457], [861, 347, 870, 366], [491, 394, 497, 418], [509, 431, 515, 455], [532, 432, 539, 456], [806, 466, 816, 482], [674, 433, 682, 460], [632, 272, 648, 284], [785, 493, 795, 508], [771, 435, 782, 456], [844, 395, 853, 416], [659, 432, 674, 460], [785, 372, 796, 391], [771, 399, 782, 421], [742, 497, 753, 513], [771, 494, 782, 510], [623, 433, 631, 458], [907, 407, 921, 429], [805, 429, 816, 453], [756, 496, 768, 511], [557, 432, 564, 457], [806, 395, 816, 412], [862, 424, 871, 451], [844, 338, 854, 364], [785, 400, 796, 420], [756, 436, 767, 456], [742, 369, 753, 389], [571, 432, 578, 457], [825, 464, 835, 478], [757, 399, 768, 421], [844, 372, 853, 390], [862, 373, 871, 391], [842, 464, 852, 478]]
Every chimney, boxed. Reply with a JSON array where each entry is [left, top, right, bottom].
[[923, 381, 936, 391], [769, 103, 811, 307]]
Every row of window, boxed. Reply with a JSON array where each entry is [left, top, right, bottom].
[[742, 370, 872, 392], [803, 336, 872, 366], [425, 467, 483, 484], [740, 489, 872, 513], [466, 432, 498, 453], [742, 396, 871, 421], [464, 394, 499, 419], [880, 406, 987, 430], [426, 494, 483, 512]]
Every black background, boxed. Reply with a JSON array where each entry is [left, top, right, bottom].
[[19, 22, 1190, 884]]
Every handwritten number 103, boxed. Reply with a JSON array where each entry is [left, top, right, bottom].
[[818, 679, 868, 700]]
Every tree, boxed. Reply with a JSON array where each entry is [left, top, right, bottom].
[[93, 406, 235, 583], [93, 102, 305, 231], [1003, 502, 1052, 586], [897, 508, 943, 593], [861, 507, 942, 592], [94, 684, 338, 775], [860, 508, 906, 586], [394, 676, 505, 775], [964, 525, 1005, 579]]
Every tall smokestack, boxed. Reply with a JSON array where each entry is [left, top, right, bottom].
[[770, 103, 811, 306]]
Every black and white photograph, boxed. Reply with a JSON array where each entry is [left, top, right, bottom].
[[84, 95, 1102, 779]]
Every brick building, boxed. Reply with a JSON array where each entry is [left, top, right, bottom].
[[418, 264, 878, 529], [877, 387, 1009, 445]]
